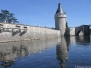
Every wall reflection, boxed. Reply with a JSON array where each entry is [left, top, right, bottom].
[[76, 35, 90, 45], [70, 35, 90, 45], [0, 35, 90, 68], [56, 36, 69, 68], [0, 38, 60, 68], [56, 35, 90, 68]]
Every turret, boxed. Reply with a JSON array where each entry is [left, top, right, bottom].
[[54, 3, 67, 36]]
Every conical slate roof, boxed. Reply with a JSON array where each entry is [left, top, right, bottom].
[[56, 3, 64, 14]]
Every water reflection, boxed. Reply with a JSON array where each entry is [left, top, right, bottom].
[[76, 35, 90, 45], [70, 35, 90, 45], [56, 36, 69, 68], [0, 35, 90, 68], [0, 38, 60, 68], [56, 35, 91, 68]]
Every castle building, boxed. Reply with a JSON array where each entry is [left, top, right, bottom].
[[54, 3, 67, 36], [54, 3, 90, 36]]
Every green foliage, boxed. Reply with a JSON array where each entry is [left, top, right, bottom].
[[66, 21, 68, 28], [0, 10, 19, 23]]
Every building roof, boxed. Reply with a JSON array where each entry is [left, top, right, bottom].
[[56, 3, 64, 14]]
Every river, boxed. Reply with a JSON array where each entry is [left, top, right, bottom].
[[0, 35, 91, 68]]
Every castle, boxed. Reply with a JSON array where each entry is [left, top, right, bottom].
[[54, 3, 90, 36], [0, 3, 90, 42]]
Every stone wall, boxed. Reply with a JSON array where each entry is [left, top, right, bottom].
[[0, 23, 60, 42], [69, 28, 75, 36], [65, 27, 75, 36]]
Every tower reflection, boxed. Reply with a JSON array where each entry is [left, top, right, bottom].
[[56, 36, 70, 68], [56, 35, 90, 68]]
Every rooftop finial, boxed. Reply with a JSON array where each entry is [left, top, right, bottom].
[[58, 3, 60, 9]]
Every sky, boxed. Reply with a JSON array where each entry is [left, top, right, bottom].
[[0, 0, 91, 28]]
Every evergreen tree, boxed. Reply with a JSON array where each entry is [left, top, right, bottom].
[[66, 21, 68, 28], [0, 10, 19, 23]]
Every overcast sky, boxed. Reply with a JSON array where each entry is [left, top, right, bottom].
[[0, 0, 91, 28]]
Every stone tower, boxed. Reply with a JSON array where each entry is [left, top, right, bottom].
[[54, 3, 67, 36]]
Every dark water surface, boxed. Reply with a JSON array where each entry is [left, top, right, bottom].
[[0, 35, 91, 68]]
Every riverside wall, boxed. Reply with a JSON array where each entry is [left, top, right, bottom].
[[0, 23, 60, 42]]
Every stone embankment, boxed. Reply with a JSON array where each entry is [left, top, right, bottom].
[[0, 23, 60, 42]]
